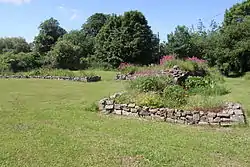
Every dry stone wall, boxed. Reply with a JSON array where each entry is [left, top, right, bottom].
[[99, 93, 246, 126], [0, 75, 101, 82]]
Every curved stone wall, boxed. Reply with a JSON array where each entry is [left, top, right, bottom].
[[99, 93, 246, 126], [0, 75, 101, 82]]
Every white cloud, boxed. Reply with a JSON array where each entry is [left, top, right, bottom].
[[0, 0, 31, 5], [57, 5, 80, 21]]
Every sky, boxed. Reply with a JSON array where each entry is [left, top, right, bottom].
[[0, 0, 244, 42]]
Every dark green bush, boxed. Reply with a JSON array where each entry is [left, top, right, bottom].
[[129, 76, 173, 92]]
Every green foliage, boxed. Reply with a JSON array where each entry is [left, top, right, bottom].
[[164, 59, 207, 72], [244, 72, 250, 80], [162, 85, 187, 107], [167, 26, 192, 58], [0, 37, 30, 54], [20, 68, 96, 77], [84, 102, 99, 112], [95, 11, 158, 67], [136, 92, 164, 108], [184, 96, 223, 111], [185, 76, 229, 96], [34, 17, 67, 54], [82, 13, 110, 37], [129, 76, 173, 92], [119, 65, 139, 74]]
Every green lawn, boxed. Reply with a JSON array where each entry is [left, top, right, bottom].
[[0, 71, 250, 167]]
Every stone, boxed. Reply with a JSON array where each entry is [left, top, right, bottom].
[[139, 110, 150, 117], [200, 116, 208, 122], [220, 122, 232, 127], [183, 110, 192, 116], [131, 108, 138, 113], [99, 98, 108, 105], [122, 111, 130, 116], [98, 104, 105, 110], [193, 114, 200, 122], [228, 109, 234, 115], [209, 123, 220, 126], [128, 103, 136, 108], [233, 103, 241, 109], [121, 104, 128, 108], [231, 115, 245, 123], [213, 117, 221, 123], [221, 118, 231, 122], [175, 111, 182, 117], [217, 113, 230, 118], [143, 106, 149, 111], [198, 122, 209, 125], [135, 106, 141, 110], [106, 100, 114, 105], [207, 112, 217, 118], [105, 105, 114, 110], [149, 108, 158, 114], [199, 111, 205, 116], [165, 118, 175, 123], [234, 109, 244, 115], [114, 104, 121, 110], [123, 107, 130, 112], [114, 109, 122, 115]]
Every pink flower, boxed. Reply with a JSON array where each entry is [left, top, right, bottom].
[[160, 55, 175, 65], [185, 57, 207, 63]]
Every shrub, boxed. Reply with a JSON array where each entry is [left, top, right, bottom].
[[129, 76, 173, 92], [162, 85, 188, 107], [185, 76, 229, 96], [136, 92, 164, 108], [118, 62, 139, 74], [164, 59, 207, 72]]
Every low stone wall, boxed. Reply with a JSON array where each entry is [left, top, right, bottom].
[[0, 75, 101, 82], [99, 93, 246, 126]]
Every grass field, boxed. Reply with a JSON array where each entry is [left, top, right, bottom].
[[0, 71, 250, 167]]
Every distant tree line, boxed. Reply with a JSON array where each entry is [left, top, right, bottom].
[[1, 0, 250, 76]]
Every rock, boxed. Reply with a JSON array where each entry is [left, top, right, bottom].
[[135, 106, 141, 110], [213, 117, 221, 123], [139, 110, 150, 117], [200, 116, 208, 122], [106, 100, 114, 105], [122, 111, 130, 116], [131, 108, 138, 113], [165, 118, 175, 123], [98, 104, 105, 110], [128, 103, 136, 108], [207, 112, 217, 118], [99, 98, 108, 105], [114, 109, 122, 115], [193, 114, 200, 122], [143, 106, 149, 111], [234, 109, 244, 115], [114, 104, 121, 110], [233, 103, 241, 109], [231, 115, 245, 123], [198, 122, 209, 125], [121, 104, 128, 108], [105, 105, 114, 110], [175, 111, 182, 117], [217, 113, 230, 118], [123, 107, 130, 112], [221, 118, 231, 122], [149, 108, 158, 114], [176, 120, 185, 124], [227, 109, 234, 115], [220, 122, 232, 127], [151, 115, 164, 121], [183, 110, 192, 116]]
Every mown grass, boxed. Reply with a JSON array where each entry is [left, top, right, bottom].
[[0, 71, 250, 166]]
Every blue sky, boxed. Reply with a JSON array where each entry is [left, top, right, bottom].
[[0, 0, 243, 42]]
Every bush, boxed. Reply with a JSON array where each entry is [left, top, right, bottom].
[[185, 76, 229, 96], [162, 85, 188, 107], [164, 59, 207, 72], [136, 92, 164, 108], [129, 76, 173, 92]]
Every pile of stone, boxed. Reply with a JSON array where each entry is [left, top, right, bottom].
[[115, 65, 205, 84], [0, 75, 101, 82], [99, 93, 246, 126]]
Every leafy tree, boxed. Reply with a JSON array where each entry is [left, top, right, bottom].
[[0, 37, 30, 54], [82, 13, 110, 37], [34, 17, 67, 54], [224, 0, 250, 26], [167, 25, 192, 58], [95, 11, 157, 67]]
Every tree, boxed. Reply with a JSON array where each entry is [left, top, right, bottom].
[[224, 0, 250, 26], [167, 25, 192, 58], [0, 37, 30, 54], [34, 17, 67, 54], [82, 13, 110, 37], [95, 11, 157, 67]]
